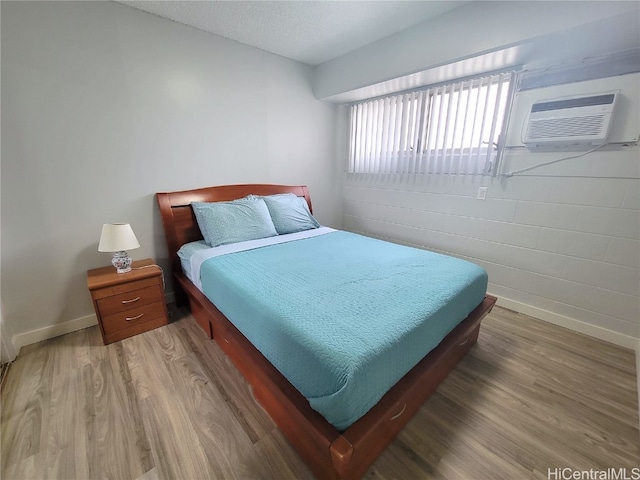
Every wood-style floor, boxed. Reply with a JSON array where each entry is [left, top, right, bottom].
[[1, 305, 638, 479]]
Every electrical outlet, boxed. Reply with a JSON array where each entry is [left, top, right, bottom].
[[477, 187, 487, 200]]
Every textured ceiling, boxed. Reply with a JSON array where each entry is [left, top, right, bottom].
[[116, 1, 468, 65]]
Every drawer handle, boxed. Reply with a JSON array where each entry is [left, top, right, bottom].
[[391, 403, 406, 421], [459, 336, 469, 346], [126, 313, 144, 322], [121, 296, 141, 304]]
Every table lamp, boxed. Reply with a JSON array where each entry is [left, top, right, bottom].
[[98, 223, 140, 273]]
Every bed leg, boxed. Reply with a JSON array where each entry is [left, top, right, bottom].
[[174, 282, 189, 309], [330, 436, 354, 478]]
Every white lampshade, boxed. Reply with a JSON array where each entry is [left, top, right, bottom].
[[98, 223, 140, 252], [98, 223, 140, 273]]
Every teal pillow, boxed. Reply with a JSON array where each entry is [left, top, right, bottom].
[[257, 193, 320, 235], [192, 197, 278, 247]]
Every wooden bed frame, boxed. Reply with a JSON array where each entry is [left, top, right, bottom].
[[156, 184, 496, 479]]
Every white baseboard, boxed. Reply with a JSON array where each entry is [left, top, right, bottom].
[[492, 294, 640, 352], [165, 291, 175, 305], [12, 313, 99, 352], [11, 292, 176, 354]]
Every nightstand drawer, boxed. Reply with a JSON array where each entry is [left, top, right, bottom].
[[88, 259, 169, 345], [97, 285, 162, 316], [101, 301, 167, 335]]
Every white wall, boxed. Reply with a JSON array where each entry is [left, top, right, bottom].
[[343, 156, 639, 348], [1, 1, 340, 348], [314, 1, 640, 101], [332, 3, 640, 349]]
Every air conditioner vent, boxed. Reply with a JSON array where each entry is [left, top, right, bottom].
[[528, 115, 606, 138], [524, 92, 618, 146]]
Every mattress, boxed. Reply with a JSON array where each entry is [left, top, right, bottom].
[[182, 230, 487, 430]]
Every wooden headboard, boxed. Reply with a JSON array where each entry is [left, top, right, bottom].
[[156, 184, 312, 278]]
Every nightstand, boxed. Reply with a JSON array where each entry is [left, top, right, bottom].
[[87, 258, 169, 344]]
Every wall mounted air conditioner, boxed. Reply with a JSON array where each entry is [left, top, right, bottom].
[[523, 91, 618, 146]]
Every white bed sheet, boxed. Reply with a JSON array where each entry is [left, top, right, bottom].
[[188, 227, 336, 290]]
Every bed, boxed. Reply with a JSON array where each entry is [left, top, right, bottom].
[[156, 184, 496, 479]]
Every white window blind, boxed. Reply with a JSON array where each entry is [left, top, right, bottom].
[[348, 71, 516, 175]]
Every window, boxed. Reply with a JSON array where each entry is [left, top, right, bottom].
[[348, 71, 516, 175]]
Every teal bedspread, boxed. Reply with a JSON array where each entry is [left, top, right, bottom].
[[200, 231, 487, 430]]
